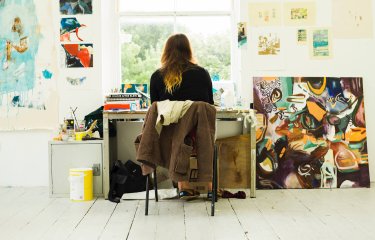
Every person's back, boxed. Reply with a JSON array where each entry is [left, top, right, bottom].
[[150, 65, 213, 104], [149, 33, 213, 105]]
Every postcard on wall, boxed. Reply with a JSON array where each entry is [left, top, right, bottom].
[[309, 28, 332, 59], [253, 76, 370, 189], [332, 0, 373, 38], [284, 2, 316, 26], [0, 0, 58, 130], [249, 2, 282, 27], [297, 29, 307, 45], [61, 43, 93, 68], [60, 0, 92, 15], [251, 29, 285, 70], [237, 22, 248, 48], [60, 16, 93, 42]]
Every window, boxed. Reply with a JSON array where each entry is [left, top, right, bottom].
[[119, 0, 232, 84]]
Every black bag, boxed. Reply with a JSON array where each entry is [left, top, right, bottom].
[[108, 160, 147, 203], [84, 106, 116, 138]]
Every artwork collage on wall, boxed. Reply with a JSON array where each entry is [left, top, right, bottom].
[[59, 0, 93, 89], [253, 77, 370, 189], [246, 0, 373, 69], [0, 0, 58, 130]]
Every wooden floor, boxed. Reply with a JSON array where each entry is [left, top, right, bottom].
[[1, 186, 375, 240]]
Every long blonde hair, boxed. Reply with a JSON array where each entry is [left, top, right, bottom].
[[160, 34, 196, 94]]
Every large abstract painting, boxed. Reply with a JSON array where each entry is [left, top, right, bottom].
[[0, 0, 58, 130], [253, 77, 370, 189]]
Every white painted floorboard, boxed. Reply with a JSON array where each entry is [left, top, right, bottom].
[[1, 186, 375, 240]]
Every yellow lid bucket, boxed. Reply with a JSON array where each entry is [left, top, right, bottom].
[[69, 168, 93, 201]]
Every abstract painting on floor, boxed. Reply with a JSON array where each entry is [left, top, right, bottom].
[[0, 0, 58, 130], [253, 77, 369, 189]]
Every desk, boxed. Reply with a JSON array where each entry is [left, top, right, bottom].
[[103, 109, 256, 199]]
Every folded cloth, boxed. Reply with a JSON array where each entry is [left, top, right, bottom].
[[155, 100, 193, 135], [220, 190, 246, 199]]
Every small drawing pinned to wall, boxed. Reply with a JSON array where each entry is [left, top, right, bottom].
[[284, 2, 316, 26], [297, 29, 307, 45], [291, 8, 308, 20], [61, 43, 93, 68], [332, 0, 373, 38], [237, 22, 247, 48], [66, 76, 87, 86], [310, 28, 332, 59], [60, 0, 92, 15], [60, 17, 87, 42], [258, 32, 280, 55], [248, 3, 282, 27]]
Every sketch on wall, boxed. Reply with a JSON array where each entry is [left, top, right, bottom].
[[251, 29, 284, 70], [332, 0, 373, 38], [310, 28, 332, 59], [62, 70, 94, 90], [60, 0, 92, 15], [66, 76, 87, 86], [61, 43, 93, 68], [249, 3, 282, 27], [253, 77, 370, 189], [284, 2, 316, 26], [60, 17, 92, 42], [237, 22, 247, 48], [0, 0, 58, 130], [258, 32, 280, 55], [297, 29, 307, 45]]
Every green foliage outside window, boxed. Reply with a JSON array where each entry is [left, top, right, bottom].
[[121, 23, 231, 84]]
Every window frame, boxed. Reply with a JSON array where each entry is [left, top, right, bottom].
[[117, 0, 236, 85]]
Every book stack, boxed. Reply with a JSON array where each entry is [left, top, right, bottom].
[[104, 93, 142, 111]]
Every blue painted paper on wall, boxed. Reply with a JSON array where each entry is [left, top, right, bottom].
[[0, 0, 58, 129], [0, 0, 40, 105]]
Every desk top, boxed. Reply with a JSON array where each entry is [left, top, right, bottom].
[[103, 108, 251, 119]]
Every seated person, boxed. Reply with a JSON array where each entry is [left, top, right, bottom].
[[150, 33, 214, 199]]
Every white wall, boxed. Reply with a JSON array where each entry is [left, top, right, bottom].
[[1, 0, 375, 186], [0, 0, 103, 186], [237, 0, 375, 180]]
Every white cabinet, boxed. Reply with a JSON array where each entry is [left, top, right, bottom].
[[48, 140, 104, 197]]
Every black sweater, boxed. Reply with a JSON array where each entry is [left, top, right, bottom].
[[150, 66, 214, 104]]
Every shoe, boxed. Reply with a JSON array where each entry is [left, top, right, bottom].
[[178, 189, 200, 201], [207, 191, 213, 200]]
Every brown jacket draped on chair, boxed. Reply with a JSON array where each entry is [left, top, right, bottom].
[[135, 101, 216, 182]]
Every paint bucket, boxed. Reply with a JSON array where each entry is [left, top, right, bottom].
[[69, 168, 93, 201]]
